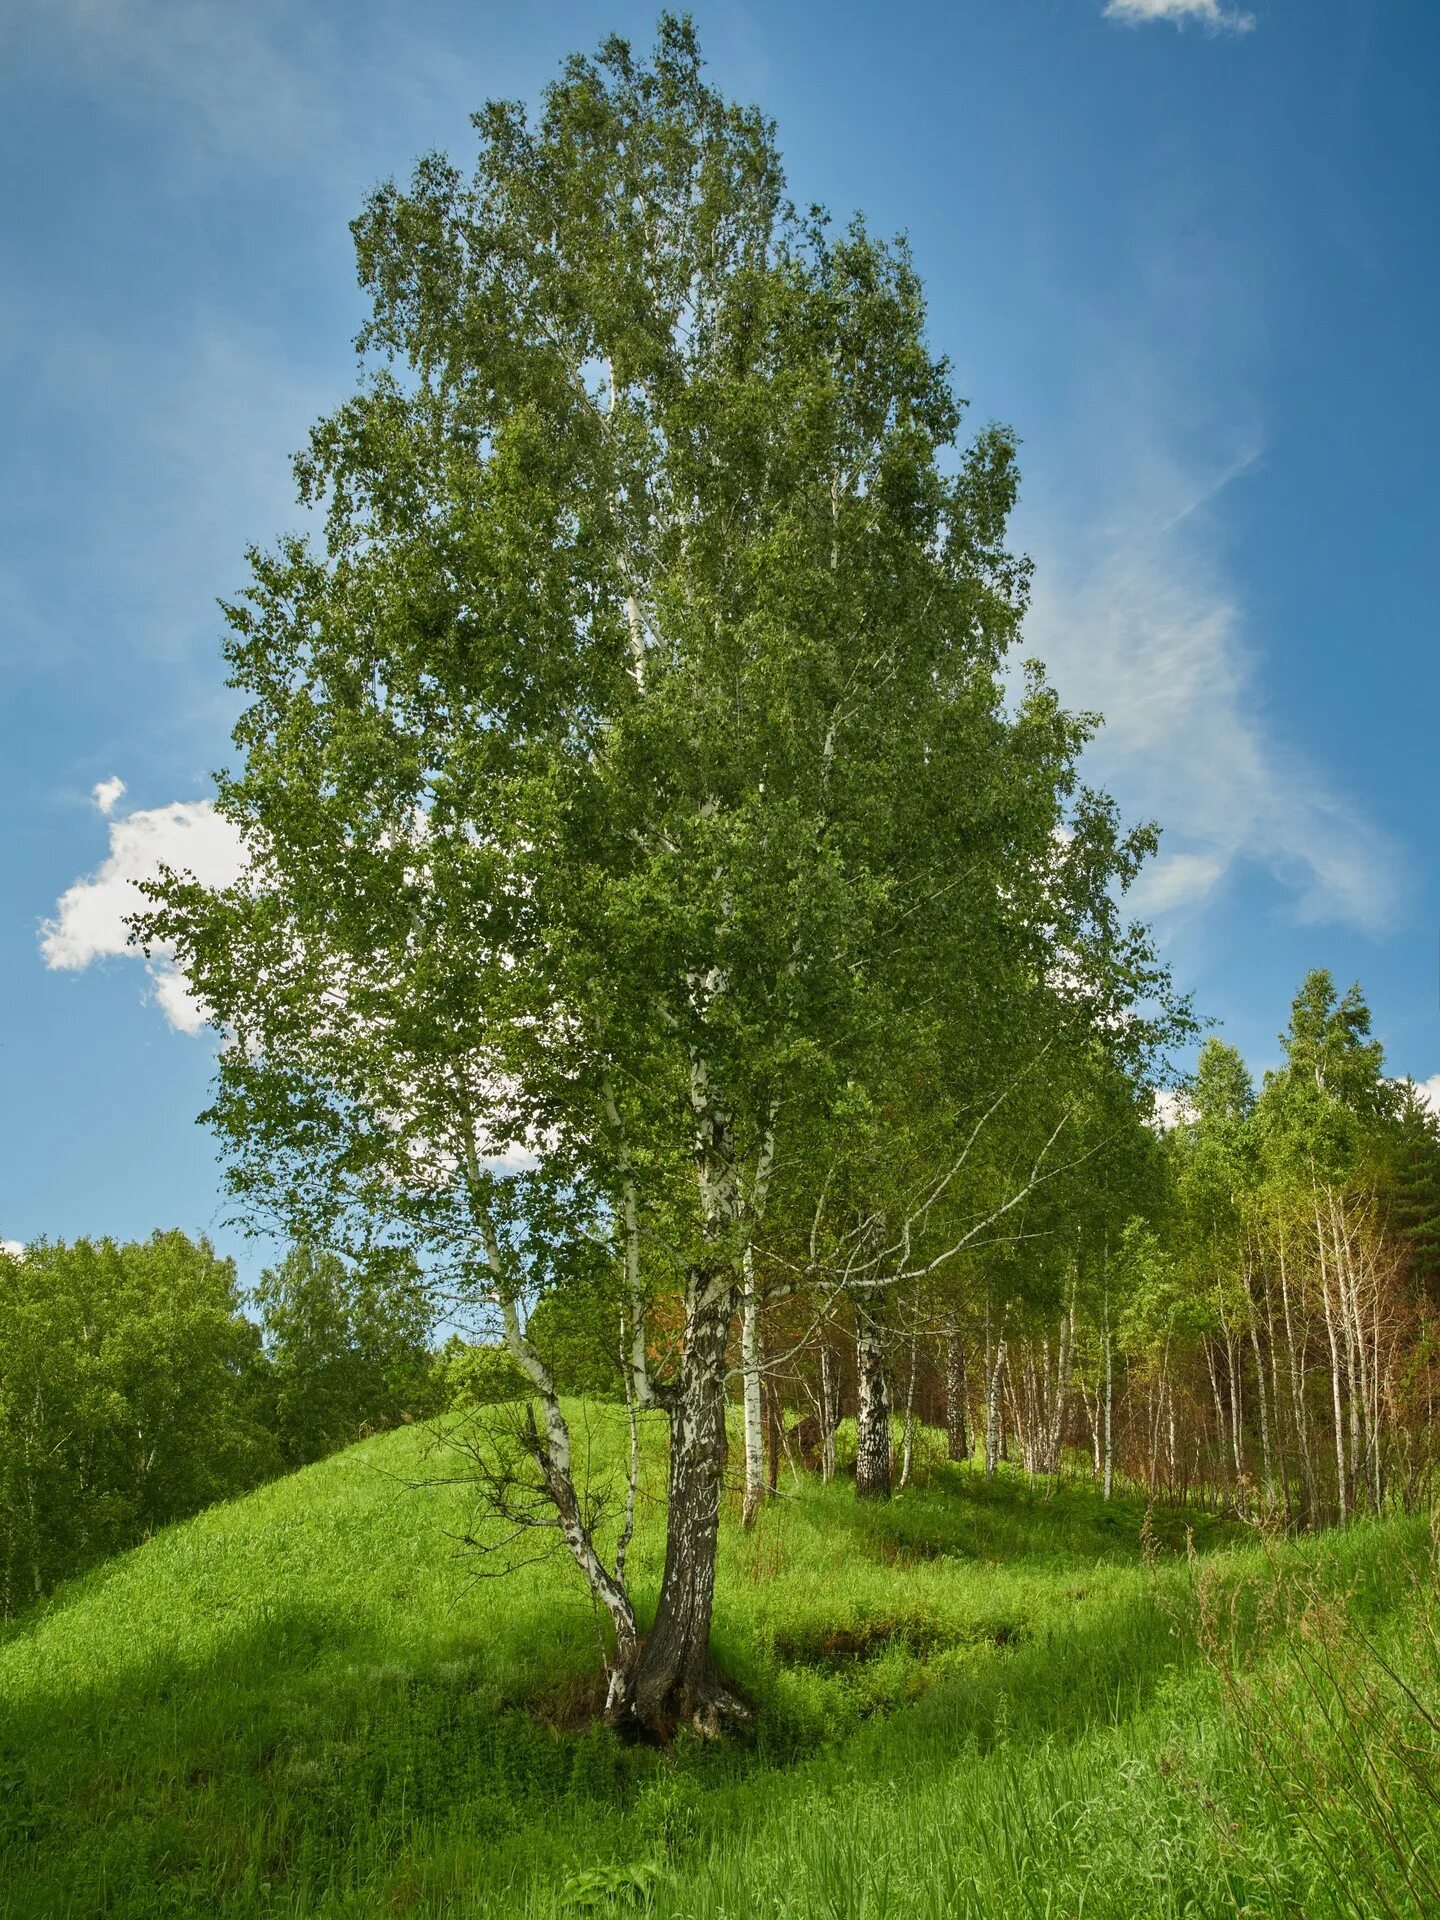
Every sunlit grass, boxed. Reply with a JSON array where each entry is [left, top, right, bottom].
[[1, 1404, 1433, 1918]]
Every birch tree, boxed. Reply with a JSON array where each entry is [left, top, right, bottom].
[[138, 19, 1178, 1732]]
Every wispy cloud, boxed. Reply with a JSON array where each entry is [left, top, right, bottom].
[[1021, 441, 1400, 935], [0, 0, 474, 683], [0, 0, 487, 189], [40, 792, 247, 1032], [0, 0, 341, 174], [0, 309, 332, 677], [1104, 0, 1256, 32], [1010, 166, 1397, 943]]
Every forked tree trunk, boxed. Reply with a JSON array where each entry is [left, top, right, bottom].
[[1204, 1339, 1232, 1512], [1329, 1199, 1365, 1508], [1278, 1236, 1317, 1521], [621, 1274, 744, 1736], [1316, 1197, 1349, 1526], [1226, 1331, 1245, 1490], [1249, 1316, 1275, 1514], [1148, 1338, 1171, 1494], [1045, 1301, 1074, 1477], [737, 1133, 777, 1529], [854, 1288, 891, 1501]]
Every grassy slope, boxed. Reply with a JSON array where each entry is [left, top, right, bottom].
[[0, 1407, 1430, 1919]]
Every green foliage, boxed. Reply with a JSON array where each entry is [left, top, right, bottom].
[[1258, 969, 1395, 1186], [1164, 1038, 1260, 1331], [1182, 1038, 1257, 1223], [254, 1242, 439, 1465], [525, 1280, 626, 1399], [439, 1335, 529, 1408], [133, 8, 1182, 1425], [1376, 1081, 1440, 1299], [1114, 1217, 1211, 1354], [0, 1232, 275, 1615], [559, 1861, 659, 1912], [0, 1233, 452, 1614], [117, 17, 1196, 1728]]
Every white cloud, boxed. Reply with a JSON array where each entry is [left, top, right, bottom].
[[1130, 849, 1228, 917], [1104, 0, 1255, 32], [149, 962, 212, 1038], [1021, 446, 1400, 935], [1410, 1075, 1440, 1118], [41, 791, 556, 1185], [1150, 1087, 1195, 1132], [92, 775, 126, 815], [1, 1240, 22, 1261], [41, 794, 247, 1031]]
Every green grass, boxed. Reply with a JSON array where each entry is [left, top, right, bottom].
[[2, 1405, 1435, 1918]]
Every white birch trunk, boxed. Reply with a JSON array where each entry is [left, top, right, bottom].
[[740, 1271, 765, 1529], [1278, 1233, 1317, 1521], [985, 1331, 1008, 1478], [898, 1314, 919, 1490], [855, 1287, 891, 1501], [1316, 1205, 1349, 1527]]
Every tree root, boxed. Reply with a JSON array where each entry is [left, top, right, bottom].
[[604, 1655, 752, 1743]]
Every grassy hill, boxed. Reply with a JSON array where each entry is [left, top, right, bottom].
[[3, 1406, 1436, 1919]]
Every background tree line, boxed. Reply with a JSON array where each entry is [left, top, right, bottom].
[[720, 969, 1440, 1532], [6, 965, 1436, 1633], [0, 1235, 439, 1615]]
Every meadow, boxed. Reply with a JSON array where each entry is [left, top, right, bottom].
[[3, 1405, 1437, 1920]]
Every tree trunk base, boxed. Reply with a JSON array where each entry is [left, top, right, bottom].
[[606, 1644, 751, 1742]]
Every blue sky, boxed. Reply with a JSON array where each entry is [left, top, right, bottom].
[[2, 0, 1436, 1275]]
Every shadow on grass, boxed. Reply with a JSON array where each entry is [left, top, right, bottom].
[[2, 1443, 1414, 1920], [791, 1457, 1242, 1573], [1, 1539, 1205, 1918], [1, 1597, 647, 1920]]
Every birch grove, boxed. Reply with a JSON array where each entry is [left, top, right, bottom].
[[793, 975, 1440, 1531]]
